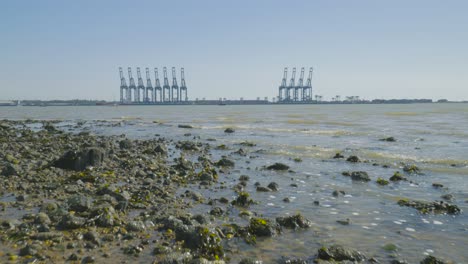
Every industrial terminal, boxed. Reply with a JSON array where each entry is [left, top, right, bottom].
[[119, 67, 188, 104]]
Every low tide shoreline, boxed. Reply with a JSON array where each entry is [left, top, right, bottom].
[[0, 119, 460, 263]]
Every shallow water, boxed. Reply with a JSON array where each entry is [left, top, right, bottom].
[[1, 103, 468, 262]]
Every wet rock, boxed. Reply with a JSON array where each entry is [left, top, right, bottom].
[[397, 199, 461, 214], [267, 182, 279, 191], [210, 207, 224, 216], [81, 256, 95, 263], [178, 124, 193, 129], [224, 128, 235, 133], [215, 157, 235, 167], [317, 245, 366, 262], [279, 257, 309, 264], [239, 141, 256, 147], [376, 177, 389, 185], [19, 244, 41, 256], [403, 164, 420, 174], [390, 171, 406, 181], [276, 213, 311, 229], [333, 153, 345, 159], [420, 255, 447, 264], [53, 147, 105, 171], [58, 214, 86, 229], [256, 186, 272, 192], [43, 122, 57, 132], [34, 213, 51, 225], [123, 244, 144, 255], [175, 226, 224, 258], [31, 232, 63, 241], [346, 155, 360, 163], [248, 217, 280, 237], [380, 137, 396, 142], [16, 194, 27, 202], [84, 231, 101, 245], [68, 253, 79, 261], [283, 197, 291, 203], [1, 163, 18, 176], [266, 163, 290, 171], [231, 192, 254, 207], [233, 148, 247, 156], [441, 194, 454, 201], [336, 218, 350, 225], [127, 221, 146, 232], [158, 252, 193, 264], [91, 204, 122, 227], [119, 139, 132, 149], [154, 144, 168, 155], [177, 141, 200, 151], [345, 171, 370, 182], [432, 183, 444, 188], [67, 195, 92, 213]]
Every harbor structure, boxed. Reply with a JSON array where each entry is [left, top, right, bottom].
[[278, 67, 313, 102], [120, 67, 188, 104]]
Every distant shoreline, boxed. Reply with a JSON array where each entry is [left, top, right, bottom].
[[1, 99, 467, 107]]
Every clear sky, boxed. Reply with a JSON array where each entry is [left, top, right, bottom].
[[1, 0, 467, 101]]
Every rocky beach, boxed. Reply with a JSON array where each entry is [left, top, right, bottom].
[[0, 104, 467, 263]]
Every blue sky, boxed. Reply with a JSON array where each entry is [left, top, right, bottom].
[[1, 0, 467, 101]]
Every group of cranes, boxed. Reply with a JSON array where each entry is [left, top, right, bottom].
[[278, 67, 313, 102], [119, 67, 188, 103]]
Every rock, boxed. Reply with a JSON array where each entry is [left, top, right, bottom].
[[248, 217, 280, 237], [31, 232, 63, 241], [178, 124, 193, 129], [380, 137, 396, 142], [19, 244, 41, 256], [68, 253, 79, 261], [53, 147, 105, 171], [336, 218, 350, 225], [390, 171, 406, 181], [403, 164, 420, 174], [267, 182, 279, 191], [239, 141, 256, 147], [276, 213, 311, 229], [376, 177, 389, 185], [215, 157, 235, 167], [233, 148, 247, 156], [279, 257, 309, 264], [154, 144, 168, 155], [119, 139, 132, 149], [432, 183, 444, 188], [346, 156, 360, 162], [256, 186, 271, 192], [58, 214, 86, 229], [397, 199, 461, 214], [441, 194, 454, 201], [347, 171, 370, 182], [420, 255, 447, 264], [210, 207, 224, 216], [239, 175, 250, 181], [127, 221, 146, 232], [333, 153, 345, 159], [317, 245, 366, 262], [231, 192, 254, 207], [34, 213, 51, 225], [266, 163, 290, 171], [174, 226, 224, 258], [1, 163, 18, 176], [177, 141, 200, 151], [224, 128, 235, 133], [81, 256, 95, 263], [91, 204, 122, 227], [84, 231, 100, 245], [283, 197, 291, 203], [67, 195, 92, 213]]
